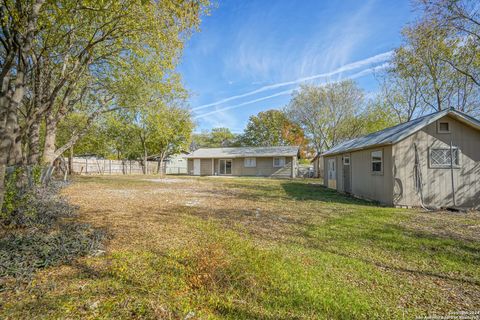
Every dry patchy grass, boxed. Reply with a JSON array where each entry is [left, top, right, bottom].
[[1, 175, 479, 319]]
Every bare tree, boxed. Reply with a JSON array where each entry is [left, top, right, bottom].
[[382, 18, 480, 118], [420, 0, 480, 87], [285, 80, 364, 153]]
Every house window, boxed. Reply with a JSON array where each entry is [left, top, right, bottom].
[[437, 121, 451, 133], [343, 156, 350, 165], [273, 157, 286, 168], [430, 148, 459, 168], [371, 150, 383, 173], [244, 158, 256, 168]]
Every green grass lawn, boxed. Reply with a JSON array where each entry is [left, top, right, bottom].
[[1, 176, 479, 319]]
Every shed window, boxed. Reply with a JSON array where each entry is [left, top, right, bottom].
[[273, 157, 285, 168], [437, 121, 451, 133], [343, 156, 350, 165], [430, 148, 459, 168], [244, 158, 256, 168], [371, 150, 383, 173]]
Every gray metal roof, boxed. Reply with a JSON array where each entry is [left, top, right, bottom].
[[186, 146, 299, 158], [322, 109, 480, 156]]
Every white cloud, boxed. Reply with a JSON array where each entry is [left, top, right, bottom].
[[194, 89, 293, 119], [194, 62, 389, 120], [192, 51, 392, 112]]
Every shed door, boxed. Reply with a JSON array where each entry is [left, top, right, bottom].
[[327, 158, 336, 189], [193, 159, 201, 176], [343, 155, 351, 193]]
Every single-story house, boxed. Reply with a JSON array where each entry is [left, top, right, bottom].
[[321, 108, 480, 209], [186, 146, 299, 178]]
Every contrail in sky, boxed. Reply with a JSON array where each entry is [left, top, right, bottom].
[[192, 51, 392, 112], [193, 62, 390, 120]]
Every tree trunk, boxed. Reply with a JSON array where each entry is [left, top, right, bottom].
[[27, 118, 41, 165], [42, 112, 58, 166], [68, 146, 74, 174], [143, 152, 148, 175], [0, 0, 45, 210], [7, 121, 23, 167], [0, 91, 22, 211], [158, 152, 166, 178], [140, 134, 147, 175]]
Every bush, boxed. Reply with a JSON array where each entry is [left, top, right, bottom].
[[0, 179, 107, 287], [0, 223, 106, 282], [3, 181, 76, 228]]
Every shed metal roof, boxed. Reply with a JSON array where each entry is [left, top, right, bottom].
[[322, 109, 480, 156], [186, 146, 299, 158]]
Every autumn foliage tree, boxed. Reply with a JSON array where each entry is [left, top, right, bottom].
[[241, 110, 309, 157]]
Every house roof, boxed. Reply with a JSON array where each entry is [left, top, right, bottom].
[[186, 146, 299, 159], [322, 109, 480, 157]]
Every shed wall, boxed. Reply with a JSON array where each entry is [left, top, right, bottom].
[[393, 115, 480, 209], [324, 147, 394, 205]]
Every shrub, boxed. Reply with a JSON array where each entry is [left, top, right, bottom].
[[0, 223, 106, 283], [3, 181, 76, 228], [0, 179, 107, 288]]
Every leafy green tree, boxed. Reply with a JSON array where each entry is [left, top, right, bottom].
[[103, 114, 141, 160], [56, 114, 110, 159], [143, 105, 193, 175], [36, 0, 208, 166], [191, 128, 239, 149], [242, 110, 309, 156], [209, 128, 237, 147], [356, 98, 399, 135]]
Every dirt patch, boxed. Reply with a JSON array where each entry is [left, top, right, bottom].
[[142, 178, 193, 183]]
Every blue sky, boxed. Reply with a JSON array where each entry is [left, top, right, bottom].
[[179, 0, 415, 133]]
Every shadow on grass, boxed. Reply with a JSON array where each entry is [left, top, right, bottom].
[[281, 182, 374, 205], [304, 210, 480, 286], [207, 180, 376, 206], [177, 205, 311, 243]]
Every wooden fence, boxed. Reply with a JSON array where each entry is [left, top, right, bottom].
[[68, 158, 187, 175]]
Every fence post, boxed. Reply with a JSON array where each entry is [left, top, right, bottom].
[[85, 158, 88, 174], [109, 160, 112, 175]]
